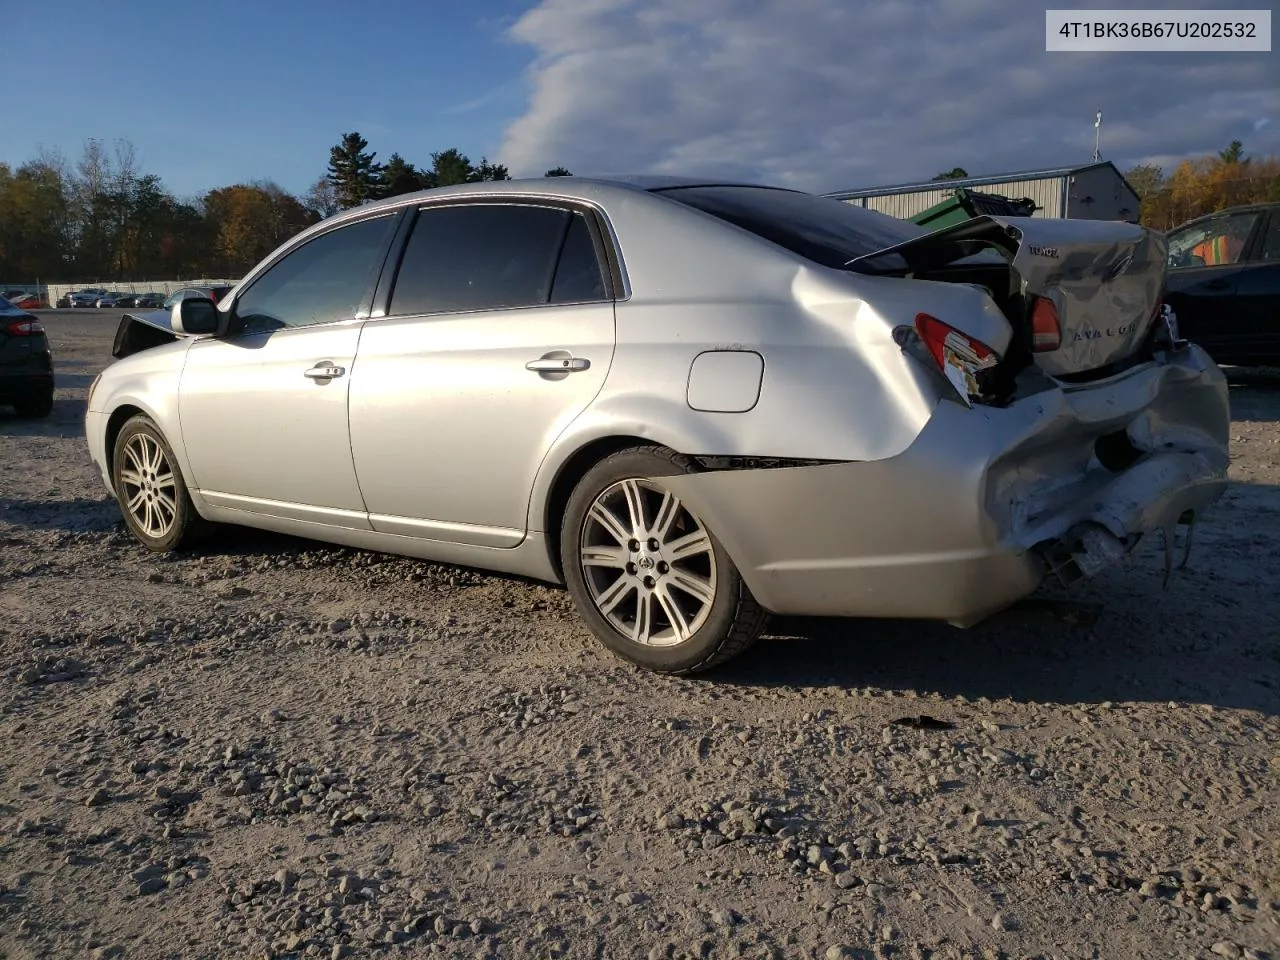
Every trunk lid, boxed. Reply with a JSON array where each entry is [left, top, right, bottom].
[[846, 215, 1168, 378]]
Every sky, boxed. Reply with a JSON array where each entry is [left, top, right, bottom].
[[2, 0, 1276, 199]]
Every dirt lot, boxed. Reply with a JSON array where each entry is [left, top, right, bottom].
[[1, 310, 1278, 960]]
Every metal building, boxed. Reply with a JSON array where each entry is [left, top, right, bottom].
[[825, 161, 1141, 223]]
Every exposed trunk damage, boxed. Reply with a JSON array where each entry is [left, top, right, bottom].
[[112, 310, 184, 359], [847, 215, 1169, 381]]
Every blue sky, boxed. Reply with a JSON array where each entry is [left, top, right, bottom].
[[2, 0, 536, 198], [2, 0, 1276, 198]]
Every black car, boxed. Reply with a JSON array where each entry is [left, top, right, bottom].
[[1164, 202, 1280, 366], [0, 297, 54, 418]]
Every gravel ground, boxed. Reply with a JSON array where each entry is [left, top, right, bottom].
[[1, 310, 1278, 960]]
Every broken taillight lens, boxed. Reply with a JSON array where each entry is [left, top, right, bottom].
[[913, 312, 1000, 404], [1029, 296, 1061, 352]]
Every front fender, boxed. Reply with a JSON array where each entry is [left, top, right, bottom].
[[88, 341, 197, 497]]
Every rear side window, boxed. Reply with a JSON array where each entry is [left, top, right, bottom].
[[654, 185, 926, 269], [389, 204, 608, 316], [550, 213, 606, 303]]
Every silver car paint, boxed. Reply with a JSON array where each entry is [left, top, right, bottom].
[[347, 300, 616, 547], [657, 345, 1227, 624], [178, 321, 370, 528], [85, 176, 1230, 628]]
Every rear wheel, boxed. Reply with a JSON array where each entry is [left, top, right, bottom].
[[112, 414, 212, 552], [561, 446, 769, 674], [12, 388, 53, 419]]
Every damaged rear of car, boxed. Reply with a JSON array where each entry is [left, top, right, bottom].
[[647, 186, 1228, 631]]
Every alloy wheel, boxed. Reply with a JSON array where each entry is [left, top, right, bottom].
[[119, 432, 178, 540], [578, 478, 718, 646]]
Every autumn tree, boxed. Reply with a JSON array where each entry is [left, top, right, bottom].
[[204, 182, 318, 275], [327, 132, 383, 209]]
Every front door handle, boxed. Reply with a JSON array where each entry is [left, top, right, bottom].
[[304, 362, 346, 380], [526, 357, 590, 373]]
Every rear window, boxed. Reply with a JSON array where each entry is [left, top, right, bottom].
[[652, 185, 927, 269]]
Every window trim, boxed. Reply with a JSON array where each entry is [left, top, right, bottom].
[[369, 196, 626, 322], [223, 208, 407, 338]]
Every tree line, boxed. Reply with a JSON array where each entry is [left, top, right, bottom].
[[0, 133, 572, 284], [1122, 140, 1279, 231], [5, 131, 1275, 286]]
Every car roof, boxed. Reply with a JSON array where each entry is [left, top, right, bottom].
[[328, 174, 797, 221]]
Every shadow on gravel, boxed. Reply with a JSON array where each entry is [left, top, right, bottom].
[[0, 395, 88, 436], [0, 497, 118, 532], [1225, 365, 1280, 423], [716, 595, 1279, 715]]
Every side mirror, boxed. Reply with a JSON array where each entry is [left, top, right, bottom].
[[171, 297, 219, 335]]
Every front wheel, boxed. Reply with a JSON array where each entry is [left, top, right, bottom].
[[561, 446, 769, 674], [112, 414, 212, 552]]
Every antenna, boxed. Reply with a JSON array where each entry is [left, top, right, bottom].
[[1093, 110, 1103, 162]]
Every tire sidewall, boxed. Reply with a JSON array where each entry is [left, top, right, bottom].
[[561, 447, 745, 673], [112, 415, 197, 553]]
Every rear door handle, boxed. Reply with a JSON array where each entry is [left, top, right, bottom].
[[526, 357, 590, 372], [304, 362, 346, 380]]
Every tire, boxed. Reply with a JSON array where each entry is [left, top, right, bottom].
[[111, 414, 213, 552], [13, 389, 53, 419], [560, 445, 769, 674]]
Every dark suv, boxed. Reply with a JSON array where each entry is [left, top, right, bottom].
[[0, 296, 54, 418]]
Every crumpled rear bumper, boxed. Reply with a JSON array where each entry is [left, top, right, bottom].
[[656, 345, 1229, 625]]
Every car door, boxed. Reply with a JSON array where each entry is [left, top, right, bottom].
[[348, 201, 617, 547], [178, 211, 400, 527], [1164, 209, 1265, 361], [1234, 209, 1280, 361]]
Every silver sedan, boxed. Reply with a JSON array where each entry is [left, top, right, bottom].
[[85, 176, 1230, 673]]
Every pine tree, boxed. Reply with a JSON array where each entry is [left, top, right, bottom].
[[326, 132, 383, 209], [379, 153, 427, 198]]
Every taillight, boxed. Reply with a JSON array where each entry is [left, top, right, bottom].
[[1029, 296, 1061, 352], [3, 319, 44, 336], [913, 312, 1000, 404]]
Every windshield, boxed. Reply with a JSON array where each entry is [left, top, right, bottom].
[[652, 185, 927, 269]]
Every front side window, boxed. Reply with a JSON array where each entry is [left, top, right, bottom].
[[1167, 211, 1260, 268], [388, 204, 608, 316], [233, 215, 395, 334]]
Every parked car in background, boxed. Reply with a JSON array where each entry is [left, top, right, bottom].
[[85, 176, 1229, 674], [69, 289, 108, 308], [0, 295, 54, 418], [1165, 202, 1280, 366], [10, 293, 48, 310], [110, 294, 140, 308], [134, 292, 165, 308], [56, 294, 72, 308], [95, 292, 132, 308]]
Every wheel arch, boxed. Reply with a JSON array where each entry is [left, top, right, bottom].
[[105, 403, 147, 470], [540, 434, 659, 581]]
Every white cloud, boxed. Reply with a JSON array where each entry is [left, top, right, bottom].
[[497, 0, 1280, 190]]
